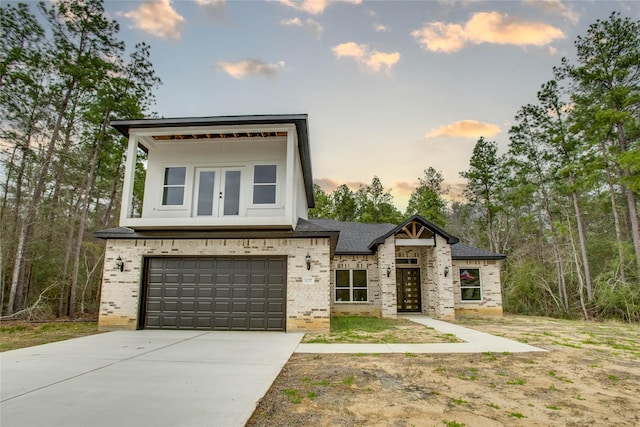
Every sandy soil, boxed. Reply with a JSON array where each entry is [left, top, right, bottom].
[[247, 316, 640, 427]]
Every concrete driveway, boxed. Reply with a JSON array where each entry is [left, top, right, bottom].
[[1, 330, 303, 427]]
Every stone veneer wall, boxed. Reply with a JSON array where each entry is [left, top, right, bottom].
[[452, 259, 504, 317], [330, 254, 381, 317], [378, 236, 397, 319], [432, 235, 455, 319], [98, 237, 331, 332]]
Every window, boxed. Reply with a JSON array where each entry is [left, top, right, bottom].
[[396, 258, 418, 265], [162, 167, 186, 205], [253, 165, 277, 204], [460, 268, 481, 301], [335, 269, 368, 302]]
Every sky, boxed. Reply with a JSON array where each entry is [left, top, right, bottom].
[[31, 1, 640, 210]]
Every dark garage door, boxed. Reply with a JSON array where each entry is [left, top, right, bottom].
[[143, 257, 286, 331]]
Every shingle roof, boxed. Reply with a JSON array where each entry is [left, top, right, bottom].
[[450, 242, 506, 260], [309, 220, 395, 254], [307, 217, 505, 260]]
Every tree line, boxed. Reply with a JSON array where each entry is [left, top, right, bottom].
[[1, 4, 637, 323], [1, 0, 160, 319], [311, 13, 640, 322]]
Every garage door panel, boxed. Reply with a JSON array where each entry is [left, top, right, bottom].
[[215, 301, 231, 313], [250, 302, 266, 313], [268, 288, 285, 298], [179, 301, 196, 311], [232, 301, 248, 311], [215, 287, 230, 298], [163, 287, 179, 297], [197, 287, 213, 298], [198, 273, 214, 284], [232, 287, 249, 298], [250, 287, 266, 298], [144, 256, 286, 331], [216, 273, 231, 284]]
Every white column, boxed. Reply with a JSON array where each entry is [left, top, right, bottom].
[[119, 134, 138, 225]]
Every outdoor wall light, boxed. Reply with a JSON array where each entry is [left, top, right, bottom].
[[444, 266, 450, 277], [305, 253, 311, 270], [386, 266, 392, 277], [115, 256, 124, 272]]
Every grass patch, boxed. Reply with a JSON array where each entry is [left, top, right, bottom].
[[0, 322, 99, 352], [508, 412, 527, 419], [302, 316, 458, 344], [282, 389, 302, 404], [451, 397, 467, 405], [506, 378, 526, 385], [442, 420, 466, 427]]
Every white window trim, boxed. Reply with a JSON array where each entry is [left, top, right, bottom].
[[251, 162, 280, 207], [460, 268, 483, 302], [335, 269, 369, 303], [161, 165, 188, 208]]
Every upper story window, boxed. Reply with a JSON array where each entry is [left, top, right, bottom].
[[162, 167, 186, 205], [460, 268, 482, 301], [253, 165, 277, 204]]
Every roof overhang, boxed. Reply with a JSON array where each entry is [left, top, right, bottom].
[[110, 114, 315, 208], [368, 214, 460, 251]]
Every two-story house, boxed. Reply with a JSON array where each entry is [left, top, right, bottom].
[[95, 114, 505, 333]]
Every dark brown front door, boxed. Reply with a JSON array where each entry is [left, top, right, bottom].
[[396, 268, 421, 312]]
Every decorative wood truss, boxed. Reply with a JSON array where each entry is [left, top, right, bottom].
[[395, 221, 435, 246]]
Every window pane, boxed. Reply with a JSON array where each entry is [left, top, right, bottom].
[[336, 270, 350, 287], [253, 185, 276, 204], [353, 289, 368, 302], [254, 165, 276, 184], [223, 171, 241, 215], [163, 187, 184, 205], [459, 269, 480, 286], [335, 289, 350, 302], [197, 171, 215, 215], [165, 167, 186, 185], [353, 270, 367, 287], [462, 288, 481, 301]]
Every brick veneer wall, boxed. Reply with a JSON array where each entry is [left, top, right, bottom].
[[452, 259, 504, 317], [98, 237, 331, 332]]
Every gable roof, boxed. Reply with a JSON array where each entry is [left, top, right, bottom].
[[369, 215, 460, 249], [110, 114, 315, 208], [308, 216, 504, 260]]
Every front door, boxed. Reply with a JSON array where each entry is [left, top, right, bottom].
[[396, 268, 421, 312]]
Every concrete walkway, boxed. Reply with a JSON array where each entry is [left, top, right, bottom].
[[295, 315, 546, 354], [1, 330, 303, 427]]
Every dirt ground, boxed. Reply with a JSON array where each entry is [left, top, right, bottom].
[[247, 316, 640, 427]]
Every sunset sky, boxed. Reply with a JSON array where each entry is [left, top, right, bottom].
[[99, 0, 639, 210]]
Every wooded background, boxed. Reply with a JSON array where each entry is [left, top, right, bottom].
[[1, 2, 638, 322]]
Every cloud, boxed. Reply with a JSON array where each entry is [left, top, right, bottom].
[[281, 17, 323, 37], [548, 46, 558, 55], [275, 0, 361, 15], [123, 0, 184, 40], [412, 11, 565, 53], [195, 0, 227, 21], [333, 42, 400, 72], [314, 178, 367, 193], [525, 0, 580, 24], [374, 23, 389, 32], [393, 181, 419, 197], [217, 59, 286, 79], [425, 120, 501, 138]]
